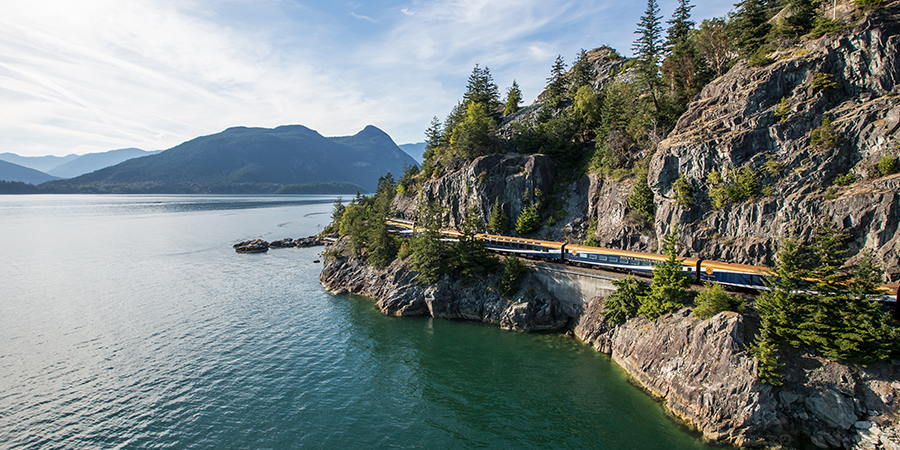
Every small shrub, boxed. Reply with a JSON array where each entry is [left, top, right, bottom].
[[673, 174, 694, 206], [396, 240, 411, 260], [855, 0, 885, 11], [810, 117, 838, 150], [773, 97, 790, 123], [604, 276, 648, 325], [323, 248, 343, 260], [729, 166, 758, 202], [764, 155, 782, 178], [707, 170, 729, 209], [515, 204, 541, 235], [832, 173, 857, 186], [628, 174, 655, 221], [749, 332, 784, 386], [809, 17, 847, 38], [499, 256, 528, 296], [878, 155, 898, 176], [825, 187, 838, 200], [693, 283, 742, 319], [811, 72, 840, 91], [749, 46, 775, 67]]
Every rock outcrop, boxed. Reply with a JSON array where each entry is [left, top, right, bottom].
[[393, 153, 555, 231], [647, 5, 900, 279], [233, 239, 269, 253], [319, 237, 576, 331], [574, 297, 900, 449]]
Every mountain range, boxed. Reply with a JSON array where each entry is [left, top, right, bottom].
[[0, 148, 160, 182], [40, 124, 415, 194]]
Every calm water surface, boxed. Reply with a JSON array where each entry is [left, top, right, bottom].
[[0, 195, 728, 449]]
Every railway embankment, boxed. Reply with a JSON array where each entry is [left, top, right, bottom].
[[320, 237, 900, 449]]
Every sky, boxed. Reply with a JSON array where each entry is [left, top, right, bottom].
[[0, 0, 734, 157]]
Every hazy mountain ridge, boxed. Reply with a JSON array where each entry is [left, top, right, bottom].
[[41, 124, 415, 193], [0, 159, 60, 184]]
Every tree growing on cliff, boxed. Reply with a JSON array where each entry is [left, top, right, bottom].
[[366, 173, 399, 269], [639, 228, 690, 320], [545, 55, 568, 108], [604, 276, 648, 325], [504, 80, 523, 117], [410, 201, 447, 284], [633, 0, 664, 112], [488, 198, 509, 234], [515, 203, 541, 235], [756, 221, 899, 364], [499, 256, 528, 296], [450, 101, 498, 158], [451, 205, 499, 279], [462, 64, 501, 111]]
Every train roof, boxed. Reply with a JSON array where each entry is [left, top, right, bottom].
[[565, 243, 700, 265], [700, 259, 773, 275], [475, 233, 566, 249]]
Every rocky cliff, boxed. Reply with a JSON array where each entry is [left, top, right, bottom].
[[649, 5, 900, 279], [574, 299, 900, 449], [319, 237, 576, 331]]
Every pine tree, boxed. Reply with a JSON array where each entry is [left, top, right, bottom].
[[515, 204, 541, 235], [410, 201, 447, 284], [639, 227, 690, 319], [503, 80, 523, 116], [499, 256, 528, 296], [730, 0, 774, 56], [604, 276, 648, 325], [545, 55, 567, 107], [449, 101, 497, 158], [423, 116, 442, 160], [665, 0, 695, 50], [628, 173, 655, 221], [462, 64, 501, 111], [570, 49, 595, 92], [366, 173, 398, 269], [488, 198, 509, 234], [451, 205, 499, 279], [633, 0, 664, 112]]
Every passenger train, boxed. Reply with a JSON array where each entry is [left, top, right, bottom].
[[386, 218, 899, 315]]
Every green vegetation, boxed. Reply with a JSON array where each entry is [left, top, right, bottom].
[[855, 0, 885, 11], [515, 204, 541, 235], [878, 155, 898, 176], [707, 166, 758, 209], [810, 117, 838, 151], [628, 173, 655, 223], [810, 72, 840, 91], [639, 228, 691, 319], [693, 283, 743, 319], [673, 174, 694, 206], [488, 198, 509, 234], [756, 222, 899, 375], [604, 276, 649, 325], [772, 97, 790, 123], [410, 201, 448, 284], [503, 80, 522, 116], [832, 173, 857, 186], [452, 205, 500, 279], [499, 256, 528, 296]]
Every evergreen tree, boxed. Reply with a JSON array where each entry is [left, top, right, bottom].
[[462, 64, 501, 111], [449, 101, 497, 158], [499, 256, 528, 296], [695, 18, 734, 78], [410, 201, 447, 284], [665, 0, 695, 49], [366, 173, 398, 269], [633, 0, 664, 112], [503, 80, 523, 116], [451, 205, 499, 279], [730, 0, 774, 56], [329, 196, 345, 230], [423, 116, 443, 160], [628, 173, 655, 221], [785, 0, 818, 38], [639, 228, 690, 319], [488, 198, 509, 234], [570, 49, 595, 92], [604, 276, 648, 325], [545, 55, 567, 107], [515, 204, 541, 235]]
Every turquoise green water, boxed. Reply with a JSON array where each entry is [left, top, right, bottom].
[[0, 195, 729, 449]]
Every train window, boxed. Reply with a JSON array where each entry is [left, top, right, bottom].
[[598, 255, 607, 261], [526, 245, 533, 251], [589, 254, 597, 260], [609, 257, 618, 263]]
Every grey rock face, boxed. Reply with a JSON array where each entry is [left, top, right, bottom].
[[393, 153, 555, 232], [645, 9, 900, 279], [319, 237, 574, 331]]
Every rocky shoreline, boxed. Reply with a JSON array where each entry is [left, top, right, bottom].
[[233, 235, 326, 253], [319, 237, 900, 449]]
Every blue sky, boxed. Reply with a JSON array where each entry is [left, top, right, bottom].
[[0, 0, 734, 156]]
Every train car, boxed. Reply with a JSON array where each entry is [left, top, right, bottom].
[[563, 243, 700, 277], [477, 233, 565, 261], [697, 260, 772, 291], [386, 219, 416, 237]]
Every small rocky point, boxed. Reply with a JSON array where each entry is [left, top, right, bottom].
[[234, 236, 325, 253], [233, 239, 269, 253]]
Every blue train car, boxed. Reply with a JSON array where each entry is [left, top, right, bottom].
[[478, 234, 564, 261], [564, 243, 699, 277]]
